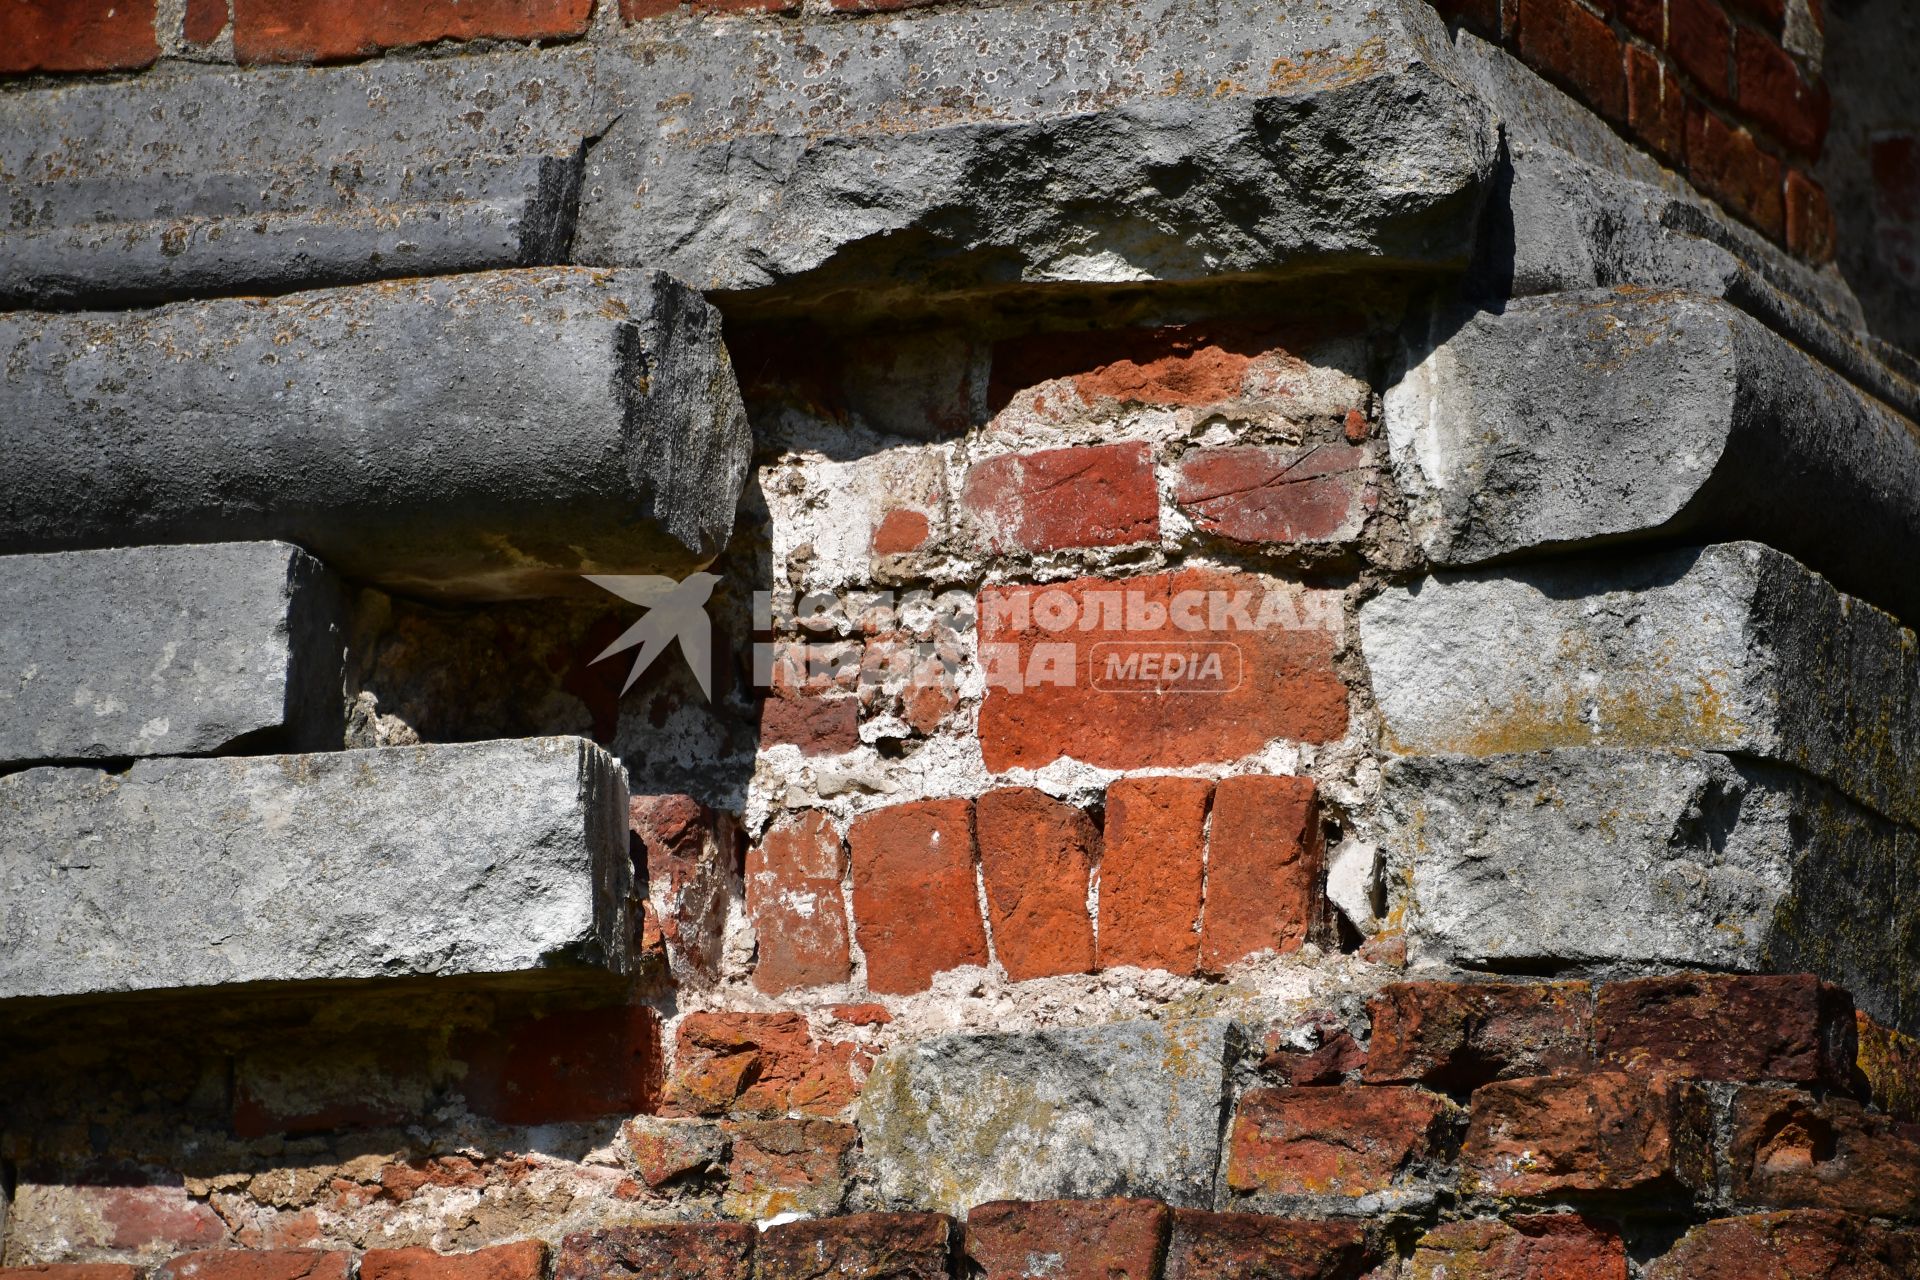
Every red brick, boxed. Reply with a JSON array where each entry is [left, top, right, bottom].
[[1647, 1211, 1917, 1280], [871, 507, 932, 556], [757, 1214, 956, 1280], [1618, 0, 1661, 42], [1409, 1216, 1627, 1280], [361, 1244, 546, 1280], [1687, 106, 1785, 238], [1728, 1086, 1920, 1218], [1668, 0, 1732, 100], [1201, 775, 1322, 972], [967, 1199, 1169, 1280], [231, 0, 591, 63], [184, 0, 228, 44], [724, 1118, 858, 1218], [1735, 30, 1829, 157], [30, 1180, 227, 1253], [1262, 1015, 1367, 1086], [748, 811, 853, 994], [1785, 169, 1837, 263], [1174, 444, 1375, 548], [1097, 775, 1211, 975], [1595, 973, 1855, 1087], [619, 0, 682, 19], [1226, 1085, 1459, 1199], [662, 1011, 858, 1117], [831, 1002, 893, 1025], [1724, 0, 1786, 28], [827, 0, 946, 11], [458, 1003, 663, 1124], [158, 1253, 348, 1280], [761, 689, 862, 756], [1365, 981, 1593, 1090], [693, 0, 800, 11], [1164, 1209, 1375, 1280], [0, 1270, 144, 1280], [1626, 45, 1688, 166], [1515, 0, 1627, 122], [848, 798, 989, 994], [977, 568, 1347, 773], [0, 0, 157, 73], [555, 1224, 754, 1280], [991, 325, 1273, 413], [974, 787, 1097, 981], [1855, 1011, 1920, 1123], [962, 443, 1160, 553], [232, 1042, 417, 1138], [632, 793, 738, 983], [619, 1118, 724, 1189], [373, 1155, 489, 1204], [1461, 1072, 1712, 1199]]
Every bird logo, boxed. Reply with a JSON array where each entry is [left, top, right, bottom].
[[583, 572, 720, 700]]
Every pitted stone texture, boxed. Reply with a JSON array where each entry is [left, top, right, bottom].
[[1378, 750, 1920, 1029], [1386, 290, 1920, 624], [0, 543, 346, 768], [0, 269, 749, 601], [0, 737, 633, 1001], [577, 0, 1498, 310], [1362, 542, 1920, 827], [859, 1018, 1240, 1214], [0, 49, 611, 308]]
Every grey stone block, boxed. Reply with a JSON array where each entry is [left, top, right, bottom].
[[858, 1018, 1240, 1214], [0, 542, 346, 768], [576, 0, 1498, 309], [1379, 749, 1920, 1031], [1385, 289, 1920, 624], [0, 269, 751, 600], [1360, 542, 1920, 828], [0, 737, 634, 1001], [0, 49, 612, 308]]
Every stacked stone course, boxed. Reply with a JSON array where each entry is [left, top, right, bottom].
[[4, 0, 1920, 1276]]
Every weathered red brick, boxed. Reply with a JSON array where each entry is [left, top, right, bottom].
[[1724, 0, 1787, 27], [25, 1180, 227, 1254], [991, 325, 1272, 413], [373, 1155, 490, 1205], [1515, 0, 1627, 122], [232, 1042, 417, 1138], [1226, 1085, 1459, 1199], [184, 0, 228, 44], [1735, 30, 1829, 157], [693, 0, 800, 12], [1409, 1216, 1627, 1280], [632, 793, 738, 983], [871, 507, 933, 556], [827, 0, 945, 11], [1174, 444, 1375, 548], [761, 690, 862, 756], [1262, 1016, 1367, 1086], [1163, 1209, 1376, 1280], [1201, 775, 1322, 972], [724, 1118, 858, 1218], [360, 1243, 547, 1280], [1461, 1072, 1711, 1199], [975, 787, 1097, 981], [859, 630, 963, 736], [1618, 0, 1661, 42], [967, 1199, 1169, 1280], [1595, 973, 1855, 1087], [976, 569, 1346, 772], [1626, 45, 1688, 167], [0, 0, 157, 73], [831, 1002, 893, 1026], [158, 1253, 348, 1280], [848, 798, 989, 994], [1097, 775, 1210, 975], [1785, 169, 1837, 263], [1646, 1210, 1917, 1280], [556, 1224, 753, 1280], [748, 811, 853, 994], [1855, 1011, 1920, 1123], [1668, 0, 1733, 100], [458, 1003, 663, 1124], [232, 0, 591, 63], [619, 1118, 724, 1190], [962, 443, 1160, 553], [1687, 106, 1786, 238], [662, 1011, 858, 1117], [1728, 1086, 1920, 1218], [0, 1270, 144, 1280], [1365, 981, 1593, 1090], [619, 0, 682, 19], [757, 1213, 956, 1280]]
